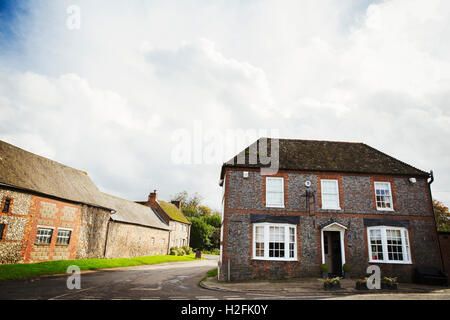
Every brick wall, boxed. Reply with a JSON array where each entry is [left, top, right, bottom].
[[219, 168, 442, 282], [105, 221, 169, 258], [438, 232, 450, 280]]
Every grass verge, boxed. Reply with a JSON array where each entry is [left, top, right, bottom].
[[0, 254, 199, 281], [200, 268, 218, 283]]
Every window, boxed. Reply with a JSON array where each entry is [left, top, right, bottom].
[[56, 229, 71, 245], [265, 177, 284, 207], [252, 223, 297, 261], [2, 198, 11, 213], [374, 182, 393, 210], [36, 227, 53, 244], [321, 179, 340, 209], [151, 237, 155, 246], [162, 239, 165, 246], [367, 226, 411, 264], [0, 224, 5, 240]]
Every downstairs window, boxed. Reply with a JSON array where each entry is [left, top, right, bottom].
[[253, 223, 297, 261], [367, 226, 411, 264]]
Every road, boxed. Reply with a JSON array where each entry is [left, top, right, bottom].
[[0, 255, 448, 300]]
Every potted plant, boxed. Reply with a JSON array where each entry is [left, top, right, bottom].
[[320, 264, 330, 278], [324, 277, 342, 290], [381, 276, 398, 290], [355, 277, 369, 290], [342, 263, 351, 279]]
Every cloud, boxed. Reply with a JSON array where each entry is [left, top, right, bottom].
[[1, 0, 450, 207]]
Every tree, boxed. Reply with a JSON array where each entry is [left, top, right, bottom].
[[198, 205, 211, 216], [189, 217, 213, 250], [433, 199, 450, 232], [201, 214, 221, 228]]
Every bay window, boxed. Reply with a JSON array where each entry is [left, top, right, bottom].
[[252, 223, 297, 261], [367, 226, 411, 264]]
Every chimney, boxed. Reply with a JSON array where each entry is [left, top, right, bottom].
[[148, 189, 157, 205], [171, 200, 181, 209]]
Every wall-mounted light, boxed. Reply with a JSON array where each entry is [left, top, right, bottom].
[[243, 171, 249, 178], [409, 177, 417, 184]]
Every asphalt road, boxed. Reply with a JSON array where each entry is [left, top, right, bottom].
[[1, 255, 448, 300]]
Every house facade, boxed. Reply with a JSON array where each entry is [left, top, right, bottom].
[[218, 138, 444, 282], [140, 191, 191, 249], [0, 140, 173, 264]]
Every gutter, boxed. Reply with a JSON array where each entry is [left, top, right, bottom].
[[427, 170, 446, 274]]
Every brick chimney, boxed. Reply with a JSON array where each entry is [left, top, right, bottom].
[[148, 189, 157, 205], [171, 200, 181, 209]]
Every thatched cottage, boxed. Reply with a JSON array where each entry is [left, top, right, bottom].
[[0, 140, 178, 264]]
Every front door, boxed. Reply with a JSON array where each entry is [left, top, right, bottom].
[[323, 231, 342, 276]]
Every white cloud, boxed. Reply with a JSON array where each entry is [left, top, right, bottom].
[[1, 0, 450, 207]]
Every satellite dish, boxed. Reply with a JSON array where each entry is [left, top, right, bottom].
[[305, 181, 311, 188]]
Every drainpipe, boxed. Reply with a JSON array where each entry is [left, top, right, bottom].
[[427, 170, 446, 274], [103, 210, 116, 258]]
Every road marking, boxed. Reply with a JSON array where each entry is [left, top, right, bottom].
[[170, 296, 189, 300], [48, 287, 95, 300], [224, 296, 245, 300], [140, 297, 160, 300], [196, 297, 219, 300], [130, 285, 162, 291]]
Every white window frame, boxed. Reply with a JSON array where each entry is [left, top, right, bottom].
[[36, 226, 54, 244], [367, 226, 412, 264], [55, 228, 72, 245], [265, 177, 285, 208], [320, 179, 341, 210], [252, 223, 297, 261], [374, 182, 394, 211]]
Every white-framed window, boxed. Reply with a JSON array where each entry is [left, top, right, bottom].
[[265, 177, 284, 208], [321, 179, 340, 210], [374, 182, 394, 211], [162, 239, 165, 246], [367, 226, 411, 264], [151, 237, 155, 246], [252, 223, 297, 261], [36, 227, 53, 244], [56, 229, 72, 245]]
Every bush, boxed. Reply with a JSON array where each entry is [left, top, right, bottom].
[[182, 246, 193, 255], [343, 263, 351, 272], [320, 263, 330, 272], [170, 247, 186, 256], [203, 248, 220, 255]]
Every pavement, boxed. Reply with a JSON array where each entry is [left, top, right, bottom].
[[0, 254, 449, 300], [201, 275, 450, 300]]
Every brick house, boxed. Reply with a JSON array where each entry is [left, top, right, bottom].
[[139, 191, 191, 249], [0, 140, 171, 264], [218, 138, 444, 282]]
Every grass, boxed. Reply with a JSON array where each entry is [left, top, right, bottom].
[[200, 268, 218, 283], [0, 254, 199, 281]]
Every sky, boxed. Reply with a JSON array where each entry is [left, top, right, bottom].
[[0, 0, 449, 210]]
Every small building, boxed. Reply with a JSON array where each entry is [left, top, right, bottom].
[[218, 138, 444, 282], [0, 140, 173, 264], [139, 190, 191, 249]]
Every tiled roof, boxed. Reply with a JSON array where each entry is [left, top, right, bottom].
[[158, 200, 190, 224], [220, 138, 429, 179]]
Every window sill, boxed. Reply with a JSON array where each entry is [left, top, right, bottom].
[[321, 207, 341, 211], [252, 257, 298, 262], [376, 208, 394, 212], [265, 204, 285, 208], [34, 243, 51, 246], [368, 260, 412, 265]]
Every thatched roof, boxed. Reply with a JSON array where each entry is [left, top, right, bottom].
[[0, 140, 111, 209], [220, 138, 429, 179], [103, 193, 169, 230]]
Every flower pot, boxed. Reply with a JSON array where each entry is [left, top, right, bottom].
[[381, 282, 398, 290], [355, 282, 369, 290], [324, 282, 341, 290], [344, 272, 350, 279]]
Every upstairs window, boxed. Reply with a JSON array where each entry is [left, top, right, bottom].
[[2, 198, 11, 213], [36, 227, 53, 244], [265, 177, 284, 207], [374, 182, 393, 211], [367, 226, 411, 264], [321, 179, 340, 210], [56, 229, 72, 245]]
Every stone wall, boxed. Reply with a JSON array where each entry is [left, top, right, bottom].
[[105, 222, 169, 258], [169, 221, 190, 249], [219, 168, 442, 282]]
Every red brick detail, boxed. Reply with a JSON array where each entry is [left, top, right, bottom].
[[317, 174, 343, 210], [261, 172, 289, 207], [370, 177, 397, 211]]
